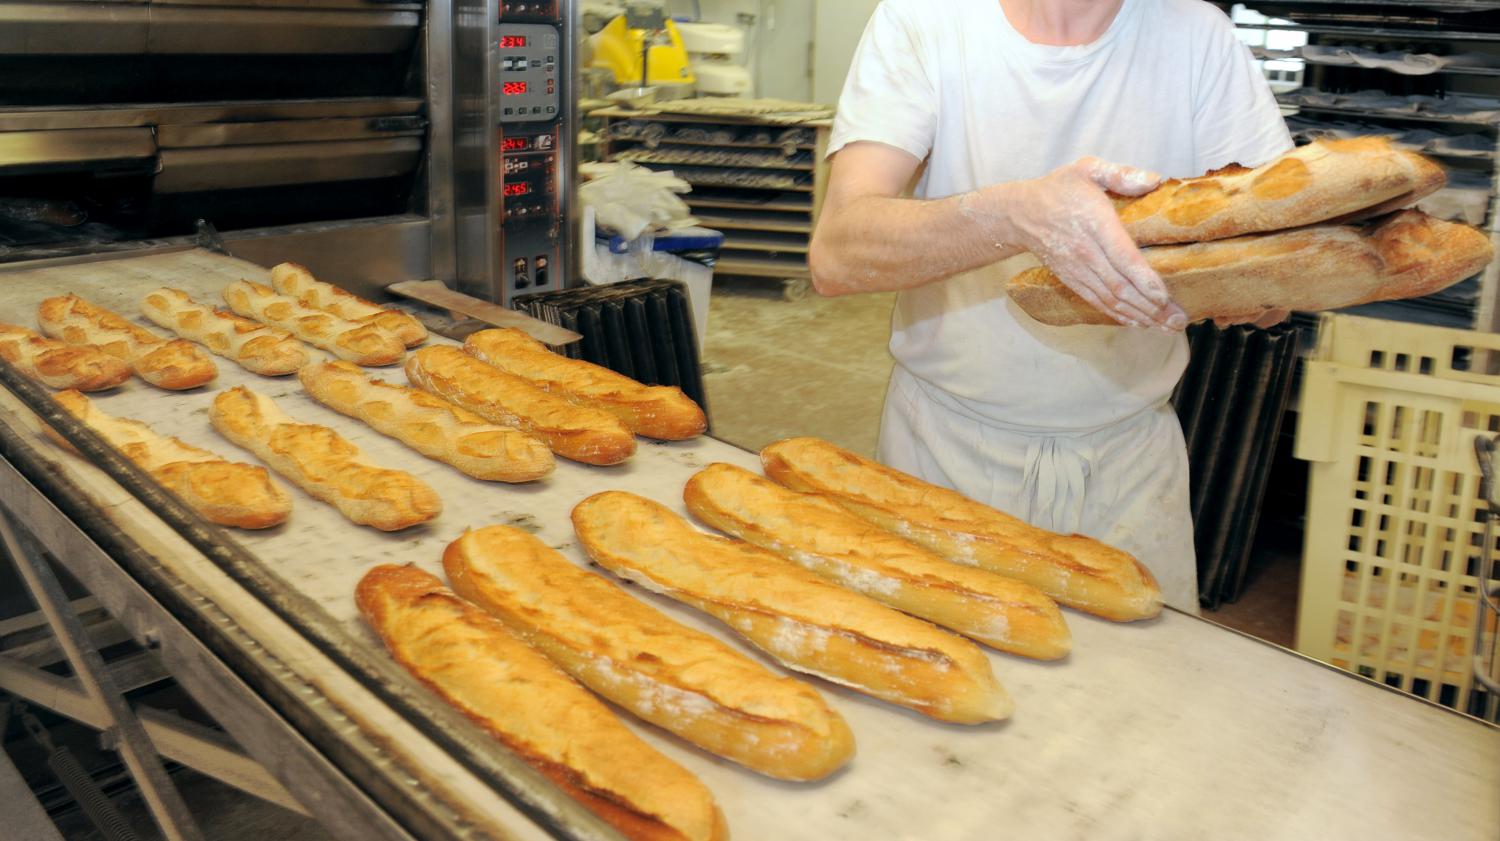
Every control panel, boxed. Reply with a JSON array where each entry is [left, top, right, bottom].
[[497, 8, 565, 301], [498, 25, 559, 123]]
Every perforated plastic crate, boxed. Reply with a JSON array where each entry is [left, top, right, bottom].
[[1295, 314, 1500, 721]]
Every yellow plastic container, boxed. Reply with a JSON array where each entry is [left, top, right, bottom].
[[588, 15, 695, 89], [1295, 313, 1499, 720]]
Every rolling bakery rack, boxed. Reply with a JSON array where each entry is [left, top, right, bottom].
[[592, 99, 834, 285], [1220, 0, 1500, 329]]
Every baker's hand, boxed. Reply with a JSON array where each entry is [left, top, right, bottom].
[[1000, 157, 1188, 330], [1214, 308, 1291, 329]]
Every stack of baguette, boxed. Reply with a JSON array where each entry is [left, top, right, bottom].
[[37, 294, 218, 390], [1007, 138, 1496, 326], [357, 564, 728, 841], [222, 280, 405, 367], [403, 329, 707, 466], [141, 288, 309, 377], [269, 263, 428, 348], [47, 390, 292, 529], [761, 436, 1163, 622]]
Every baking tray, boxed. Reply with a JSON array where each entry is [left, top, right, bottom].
[[0, 249, 1495, 841]]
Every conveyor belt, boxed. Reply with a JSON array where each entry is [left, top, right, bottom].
[[0, 248, 1495, 841]]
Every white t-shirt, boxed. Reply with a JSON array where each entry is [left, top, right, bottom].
[[829, 0, 1292, 431]]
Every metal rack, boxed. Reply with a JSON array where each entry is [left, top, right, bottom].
[[593, 106, 831, 281], [1225, 1, 1500, 330]]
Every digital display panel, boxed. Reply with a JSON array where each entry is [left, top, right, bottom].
[[502, 136, 531, 152], [503, 182, 533, 197], [502, 81, 530, 95], [500, 35, 529, 48]]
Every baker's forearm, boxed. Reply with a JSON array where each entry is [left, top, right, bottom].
[[809, 188, 1022, 296]]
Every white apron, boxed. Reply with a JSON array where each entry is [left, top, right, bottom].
[[877, 364, 1200, 613]]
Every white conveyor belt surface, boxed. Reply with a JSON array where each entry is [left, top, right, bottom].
[[0, 248, 1494, 841]]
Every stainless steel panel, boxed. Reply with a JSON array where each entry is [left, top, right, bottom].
[[0, 127, 155, 170], [155, 117, 424, 148], [0, 98, 424, 132], [154, 137, 421, 192], [452, 0, 500, 300], [146, 7, 420, 54], [0, 456, 419, 841], [222, 216, 432, 300], [0, 3, 149, 54], [426, 0, 458, 282]]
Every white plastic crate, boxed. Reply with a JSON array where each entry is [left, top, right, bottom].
[[1295, 314, 1500, 721]]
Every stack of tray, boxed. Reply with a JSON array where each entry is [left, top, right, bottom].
[[1173, 322, 1302, 608]]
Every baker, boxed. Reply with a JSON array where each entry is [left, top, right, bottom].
[[810, 0, 1293, 611]]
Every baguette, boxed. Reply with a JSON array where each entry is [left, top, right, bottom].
[[444, 525, 855, 780], [141, 287, 309, 376], [222, 280, 404, 367], [298, 361, 554, 483], [465, 328, 706, 440], [572, 491, 1011, 724], [49, 390, 290, 529], [406, 346, 636, 466], [1008, 210, 1494, 327], [37, 294, 217, 390], [684, 463, 1071, 660], [1115, 137, 1447, 245], [760, 437, 1163, 622], [0, 323, 131, 392], [270, 262, 427, 348], [209, 386, 440, 531], [356, 564, 728, 841]]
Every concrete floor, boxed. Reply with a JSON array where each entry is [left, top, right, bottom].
[[702, 277, 897, 458]]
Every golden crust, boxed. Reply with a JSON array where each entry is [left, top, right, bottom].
[[356, 564, 728, 841], [142, 287, 308, 376], [685, 463, 1072, 659], [222, 280, 404, 367], [406, 346, 636, 466], [464, 328, 706, 440], [37, 294, 218, 390], [0, 322, 132, 392], [444, 525, 854, 780], [49, 390, 290, 529], [1009, 210, 1493, 327], [270, 262, 427, 348], [299, 361, 553, 482], [209, 386, 440, 531], [1114, 138, 1447, 245], [572, 491, 1010, 724], [760, 437, 1163, 622]]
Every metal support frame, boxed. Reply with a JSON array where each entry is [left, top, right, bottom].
[[0, 724, 67, 841], [0, 512, 205, 841], [0, 452, 416, 841]]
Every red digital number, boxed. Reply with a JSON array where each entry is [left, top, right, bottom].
[[502, 136, 530, 151], [503, 81, 529, 95], [503, 182, 532, 197], [500, 35, 529, 48]]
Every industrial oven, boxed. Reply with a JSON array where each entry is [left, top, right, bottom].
[[0, 0, 576, 306]]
